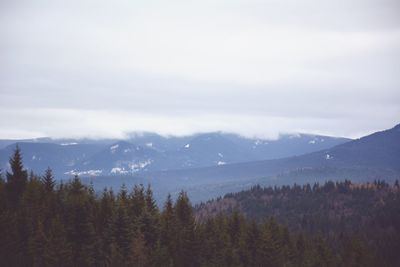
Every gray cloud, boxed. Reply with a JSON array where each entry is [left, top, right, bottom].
[[0, 0, 399, 139]]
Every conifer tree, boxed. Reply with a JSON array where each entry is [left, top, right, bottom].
[[46, 216, 73, 267], [0, 172, 7, 211], [64, 176, 96, 266], [28, 219, 49, 267], [6, 145, 28, 205], [128, 232, 148, 267], [42, 167, 55, 193], [145, 184, 158, 214], [70, 204, 97, 266], [244, 220, 262, 266], [118, 184, 128, 205], [174, 191, 198, 267], [0, 211, 22, 266], [114, 203, 133, 262], [130, 184, 146, 218], [159, 194, 176, 265], [228, 210, 243, 244]]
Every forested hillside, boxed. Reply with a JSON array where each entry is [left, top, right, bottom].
[[196, 180, 400, 266], [1, 147, 399, 266]]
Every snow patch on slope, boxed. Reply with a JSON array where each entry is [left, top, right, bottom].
[[61, 142, 78, 146], [64, 169, 103, 176], [110, 144, 119, 154], [111, 167, 129, 174]]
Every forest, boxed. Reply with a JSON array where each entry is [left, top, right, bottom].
[[197, 178, 400, 267], [1, 147, 399, 267]]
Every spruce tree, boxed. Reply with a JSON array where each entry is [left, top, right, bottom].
[[114, 203, 133, 263], [28, 219, 49, 267], [145, 184, 158, 214], [6, 145, 28, 205], [42, 167, 55, 192], [46, 216, 73, 267], [130, 184, 146, 218], [174, 191, 198, 267], [160, 194, 176, 266]]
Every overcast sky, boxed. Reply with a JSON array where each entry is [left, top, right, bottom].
[[1, 0, 399, 139]]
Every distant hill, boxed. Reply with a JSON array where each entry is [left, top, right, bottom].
[[2, 125, 398, 204], [91, 124, 399, 203], [0, 132, 349, 178], [139, 123, 400, 183]]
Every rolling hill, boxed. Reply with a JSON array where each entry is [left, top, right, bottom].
[[0, 132, 349, 178], [85, 124, 400, 203]]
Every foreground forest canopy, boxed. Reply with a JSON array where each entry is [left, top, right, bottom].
[[197, 179, 400, 266], [1, 147, 400, 267]]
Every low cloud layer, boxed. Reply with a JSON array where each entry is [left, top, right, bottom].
[[1, 0, 399, 139]]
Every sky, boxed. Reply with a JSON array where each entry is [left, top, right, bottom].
[[1, 0, 399, 139]]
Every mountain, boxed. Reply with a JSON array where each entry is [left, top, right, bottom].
[[0, 132, 349, 178], [153, 124, 400, 181], [0, 125, 398, 203], [73, 141, 158, 175], [0, 142, 105, 176], [86, 124, 399, 203]]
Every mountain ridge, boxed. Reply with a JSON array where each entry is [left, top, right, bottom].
[[0, 131, 350, 178], [85, 123, 399, 203]]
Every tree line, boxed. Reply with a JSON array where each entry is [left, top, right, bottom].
[[0, 146, 397, 266]]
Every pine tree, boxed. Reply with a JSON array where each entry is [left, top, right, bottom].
[[0, 211, 23, 266], [139, 185, 160, 253], [265, 217, 285, 267], [128, 232, 148, 267], [98, 188, 116, 265], [28, 219, 50, 267], [6, 145, 28, 205], [69, 175, 85, 195], [0, 172, 8, 211], [159, 194, 176, 266], [174, 191, 198, 267], [228, 210, 243, 245], [244, 220, 262, 266], [65, 177, 97, 266], [42, 167, 55, 192], [130, 184, 146, 218], [46, 216, 73, 267], [114, 203, 133, 263], [145, 184, 158, 214], [70, 204, 97, 266]]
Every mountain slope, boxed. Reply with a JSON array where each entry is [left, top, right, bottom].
[[0, 142, 105, 176], [92, 124, 399, 203], [0, 132, 349, 178], [142, 123, 400, 182]]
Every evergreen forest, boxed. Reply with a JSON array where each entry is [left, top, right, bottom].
[[1, 147, 399, 267]]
